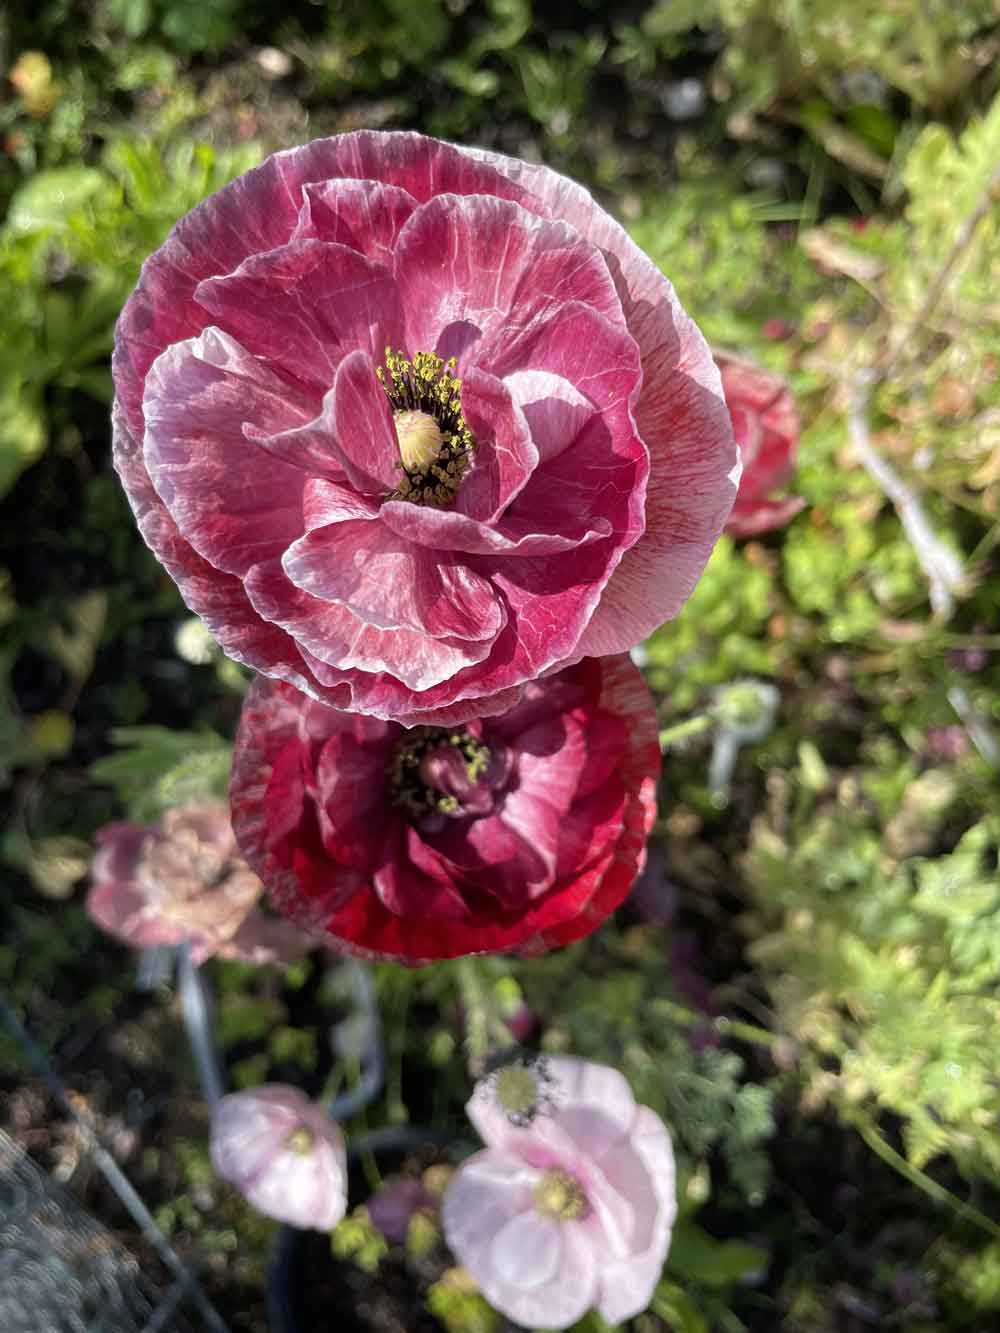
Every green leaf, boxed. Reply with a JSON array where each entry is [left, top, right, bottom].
[[667, 1220, 768, 1288], [6, 167, 110, 234]]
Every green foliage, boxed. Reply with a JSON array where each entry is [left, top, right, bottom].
[[747, 763, 1000, 1179], [88, 726, 232, 822]]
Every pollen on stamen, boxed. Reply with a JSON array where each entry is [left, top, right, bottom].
[[376, 348, 475, 508]]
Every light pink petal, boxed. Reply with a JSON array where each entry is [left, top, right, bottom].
[[245, 559, 494, 692], [544, 1056, 638, 1134], [290, 178, 419, 260], [247, 1138, 347, 1231], [441, 1150, 539, 1266], [142, 328, 309, 577], [503, 369, 595, 465], [282, 520, 503, 641], [483, 1216, 598, 1330], [454, 366, 539, 522], [393, 193, 624, 370], [219, 909, 316, 966], [194, 241, 406, 394], [594, 1107, 676, 1324]]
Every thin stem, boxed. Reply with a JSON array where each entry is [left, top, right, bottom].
[[658, 997, 783, 1052], [658, 715, 713, 749], [851, 1114, 1000, 1243], [455, 958, 509, 1073], [177, 942, 225, 1109]]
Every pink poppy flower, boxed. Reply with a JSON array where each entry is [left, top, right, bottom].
[[210, 1084, 347, 1230], [87, 802, 311, 966], [112, 130, 737, 726], [717, 353, 804, 539], [442, 1056, 676, 1328], [229, 655, 660, 962]]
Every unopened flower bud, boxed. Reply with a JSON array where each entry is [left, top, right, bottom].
[[210, 1084, 347, 1230]]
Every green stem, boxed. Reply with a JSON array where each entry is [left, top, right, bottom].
[[659, 998, 783, 1052], [852, 1115, 1000, 1242], [455, 958, 510, 1070], [658, 715, 713, 750]]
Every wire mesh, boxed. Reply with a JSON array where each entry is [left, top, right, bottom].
[[0, 1128, 193, 1333]]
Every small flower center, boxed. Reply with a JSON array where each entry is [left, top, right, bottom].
[[495, 1064, 542, 1122], [389, 726, 492, 822], [533, 1169, 589, 1222], [376, 348, 475, 507], [285, 1125, 315, 1155]]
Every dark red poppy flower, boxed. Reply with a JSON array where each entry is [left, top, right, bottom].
[[113, 131, 737, 725], [717, 353, 804, 538], [229, 655, 660, 962]]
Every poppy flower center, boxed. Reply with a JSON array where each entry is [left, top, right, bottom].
[[389, 725, 495, 823], [285, 1125, 315, 1155], [376, 348, 475, 507], [533, 1168, 589, 1222]]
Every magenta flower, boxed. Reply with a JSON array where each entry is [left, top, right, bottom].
[[717, 353, 804, 539], [113, 131, 737, 726], [87, 802, 311, 966], [210, 1084, 347, 1230], [229, 655, 660, 962], [442, 1056, 676, 1329]]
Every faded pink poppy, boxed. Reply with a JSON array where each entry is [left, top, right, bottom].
[[210, 1084, 347, 1230], [87, 802, 311, 966], [113, 131, 737, 726], [717, 353, 804, 538], [229, 655, 660, 962], [442, 1056, 676, 1329]]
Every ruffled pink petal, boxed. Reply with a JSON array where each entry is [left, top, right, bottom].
[[454, 367, 538, 522], [462, 143, 739, 652], [220, 909, 316, 966], [393, 193, 624, 370], [483, 1215, 598, 1330], [594, 1107, 676, 1324], [301, 476, 380, 529], [282, 519, 503, 641], [244, 559, 495, 693], [113, 131, 540, 441], [545, 1056, 638, 1135], [290, 178, 419, 261], [433, 811, 551, 908], [503, 369, 595, 466], [727, 494, 805, 538], [142, 328, 309, 577], [377, 498, 609, 557], [194, 241, 406, 394], [441, 1149, 539, 1269], [372, 826, 469, 920], [245, 351, 399, 493]]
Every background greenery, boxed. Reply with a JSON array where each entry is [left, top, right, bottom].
[[2, 1, 1000, 1329]]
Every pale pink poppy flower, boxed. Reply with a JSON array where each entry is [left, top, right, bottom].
[[210, 1084, 347, 1230], [87, 802, 311, 966], [442, 1056, 676, 1329], [112, 130, 738, 726]]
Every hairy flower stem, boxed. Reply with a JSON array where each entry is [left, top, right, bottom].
[[660, 998, 784, 1053], [456, 958, 511, 1074], [850, 1113, 1000, 1243]]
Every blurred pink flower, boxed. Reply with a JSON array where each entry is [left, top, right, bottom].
[[442, 1056, 675, 1328], [112, 130, 737, 726], [87, 802, 311, 966], [717, 353, 804, 539], [210, 1084, 347, 1230], [367, 1176, 433, 1243]]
